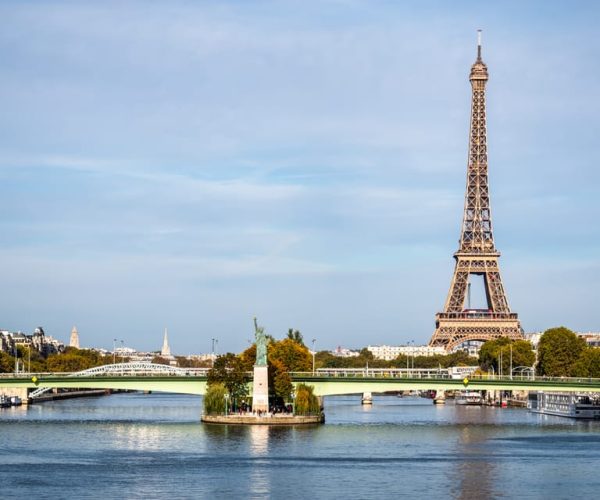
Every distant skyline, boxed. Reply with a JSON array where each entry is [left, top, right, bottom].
[[1, 1, 599, 353]]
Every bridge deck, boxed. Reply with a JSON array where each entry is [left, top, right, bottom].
[[2, 371, 600, 397]]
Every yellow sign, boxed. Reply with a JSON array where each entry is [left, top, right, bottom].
[[463, 377, 469, 386], [31, 376, 38, 384]]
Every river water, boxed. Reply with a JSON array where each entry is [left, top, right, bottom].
[[1, 393, 599, 499]]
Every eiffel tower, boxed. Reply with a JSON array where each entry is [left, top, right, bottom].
[[429, 31, 523, 351]]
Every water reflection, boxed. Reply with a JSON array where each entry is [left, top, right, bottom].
[[112, 424, 165, 451], [248, 426, 271, 496], [249, 424, 270, 456], [448, 407, 499, 499]]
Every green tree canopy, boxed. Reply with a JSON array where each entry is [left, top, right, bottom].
[[207, 353, 249, 400], [572, 347, 600, 378], [286, 329, 304, 346], [537, 327, 587, 377], [203, 382, 228, 415], [294, 383, 321, 415], [478, 338, 535, 375], [0, 352, 14, 373]]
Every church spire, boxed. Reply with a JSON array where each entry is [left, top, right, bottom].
[[161, 328, 171, 357]]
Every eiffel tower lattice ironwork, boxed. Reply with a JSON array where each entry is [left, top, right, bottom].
[[429, 31, 523, 351]]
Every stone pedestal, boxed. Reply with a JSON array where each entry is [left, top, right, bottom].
[[252, 365, 269, 412]]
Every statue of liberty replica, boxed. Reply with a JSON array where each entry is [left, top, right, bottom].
[[252, 317, 270, 412]]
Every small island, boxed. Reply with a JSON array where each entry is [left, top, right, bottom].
[[200, 319, 324, 425]]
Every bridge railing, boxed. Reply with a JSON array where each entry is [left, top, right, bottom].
[[0, 363, 210, 379], [290, 369, 600, 386]]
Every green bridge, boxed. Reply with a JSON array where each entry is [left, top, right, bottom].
[[1, 364, 600, 400]]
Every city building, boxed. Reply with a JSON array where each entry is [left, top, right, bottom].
[[330, 346, 360, 358], [577, 332, 600, 347], [70, 326, 80, 349], [367, 345, 446, 361], [0, 327, 64, 356]]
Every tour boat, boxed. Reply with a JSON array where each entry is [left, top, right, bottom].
[[528, 392, 600, 419], [10, 396, 22, 406], [455, 391, 483, 406], [0, 396, 10, 408]]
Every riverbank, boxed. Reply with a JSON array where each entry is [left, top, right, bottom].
[[201, 413, 324, 425]]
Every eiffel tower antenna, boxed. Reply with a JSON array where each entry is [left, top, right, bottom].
[[429, 31, 523, 351]]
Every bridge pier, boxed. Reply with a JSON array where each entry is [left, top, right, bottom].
[[2, 386, 29, 405]]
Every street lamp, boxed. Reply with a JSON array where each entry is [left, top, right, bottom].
[[509, 344, 513, 380], [312, 339, 316, 375], [113, 338, 118, 364], [224, 393, 229, 416], [498, 348, 503, 378]]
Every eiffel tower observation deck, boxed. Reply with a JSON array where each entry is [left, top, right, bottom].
[[429, 31, 523, 351]]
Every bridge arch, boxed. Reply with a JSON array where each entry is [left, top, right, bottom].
[[29, 363, 206, 399]]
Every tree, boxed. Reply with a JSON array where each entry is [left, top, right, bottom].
[[207, 353, 249, 400], [286, 329, 304, 346], [478, 338, 535, 375], [46, 348, 108, 372], [152, 356, 171, 365], [572, 348, 600, 378], [0, 352, 14, 373], [270, 358, 293, 400], [175, 356, 211, 368], [294, 383, 321, 415], [203, 382, 228, 415], [537, 327, 587, 377], [268, 338, 312, 372]]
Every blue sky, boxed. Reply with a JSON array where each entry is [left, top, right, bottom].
[[0, 1, 599, 353]]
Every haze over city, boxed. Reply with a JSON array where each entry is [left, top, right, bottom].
[[1, 1, 599, 353]]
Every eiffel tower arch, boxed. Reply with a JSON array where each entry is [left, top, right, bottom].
[[429, 32, 523, 351]]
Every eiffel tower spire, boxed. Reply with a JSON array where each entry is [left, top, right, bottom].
[[429, 31, 523, 351]]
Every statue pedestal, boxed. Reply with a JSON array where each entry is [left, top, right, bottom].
[[252, 365, 269, 412]]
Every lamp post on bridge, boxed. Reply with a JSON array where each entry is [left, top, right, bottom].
[[113, 338, 118, 364], [312, 338, 316, 375], [510, 344, 513, 381]]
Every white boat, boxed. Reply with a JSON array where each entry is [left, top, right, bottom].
[[10, 396, 22, 406], [0, 396, 10, 408], [528, 392, 600, 419], [456, 391, 483, 405]]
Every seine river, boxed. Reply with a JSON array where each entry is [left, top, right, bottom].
[[1, 393, 599, 499]]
